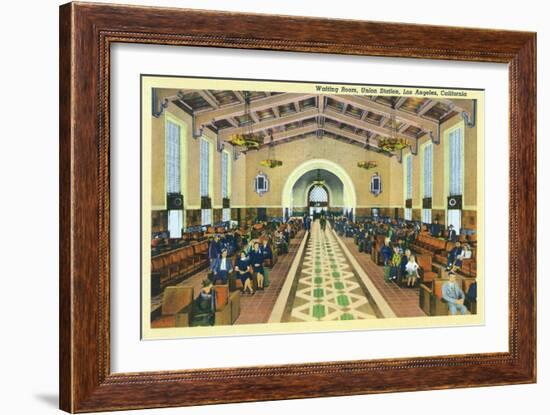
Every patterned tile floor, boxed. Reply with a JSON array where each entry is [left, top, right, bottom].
[[287, 221, 377, 322]]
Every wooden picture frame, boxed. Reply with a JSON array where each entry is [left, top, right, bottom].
[[59, 2, 536, 412]]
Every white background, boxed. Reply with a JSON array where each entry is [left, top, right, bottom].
[[0, 0, 546, 414]]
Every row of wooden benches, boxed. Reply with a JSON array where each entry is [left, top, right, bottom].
[[151, 240, 210, 292], [410, 233, 477, 278]]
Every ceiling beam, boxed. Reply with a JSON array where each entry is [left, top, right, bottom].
[[271, 125, 318, 142], [327, 94, 438, 132], [394, 96, 408, 109], [249, 111, 260, 124], [398, 123, 410, 133], [417, 99, 438, 116], [226, 117, 238, 128], [323, 124, 368, 146], [323, 108, 413, 140], [318, 95, 325, 113], [198, 90, 220, 109], [219, 107, 319, 140], [233, 91, 244, 102], [438, 98, 475, 125], [194, 93, 314, 136]]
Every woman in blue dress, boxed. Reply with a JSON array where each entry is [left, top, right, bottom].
[[234, 250, 254, 295]]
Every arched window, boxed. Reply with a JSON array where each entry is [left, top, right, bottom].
[[309, 185, 329, 205]]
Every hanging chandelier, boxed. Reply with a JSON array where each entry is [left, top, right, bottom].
[[377, 104, 410, 153], [228, 91, 264, 150], [357, 160, 378, 170], [312, 169, 325, 186], [260, 130, 283, 168]]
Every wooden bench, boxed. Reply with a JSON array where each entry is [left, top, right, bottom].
[[419, 276, 476, 316]]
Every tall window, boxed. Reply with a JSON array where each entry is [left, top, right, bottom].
[[447, 125, 463, 231], [406, 154, 413, 200], [166, 121, 181, 193], [405, 154, 412, 221], [449, 127, 463, 196], [166, 120, 182, 237], [422, 143, 433, 224], [200, 138, 212, 226], [221, 151, 230, 222]]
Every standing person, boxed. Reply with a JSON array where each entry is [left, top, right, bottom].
[[399, 248, 412, 284], [442, 272, 468, 315], [447, 224, 457, 242], [320, 215, 327, 232], [405, 254, 420, 287], [390, 246, 401, 282], [235, 251, 254, 295], [208, 234, 221, 275], [250, 242, 265, 290], [260, 238, 273, 288], [380, 238, 393, 282]]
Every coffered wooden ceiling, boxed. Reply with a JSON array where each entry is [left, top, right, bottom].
[[157, 88, 475, 157]]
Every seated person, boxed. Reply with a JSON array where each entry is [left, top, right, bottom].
[[463, 243, 473, 259], [465, 280, 477, 311], [250, 242, 265, 290], [261, 238, 273, 263], [212, 248, 231, 284], [405, 254, 420, 288], [244, 239, 255, 256], [442, 272, 468, 315], [275, 230, 288, 254], [191, 279, 217, 326], [235, 251, 254, 295], [446, 241, 464, 271]]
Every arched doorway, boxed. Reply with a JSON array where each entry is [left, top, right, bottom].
[[282, 159, 356, 219]]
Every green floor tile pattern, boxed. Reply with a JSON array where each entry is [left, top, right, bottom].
[[289, 221, 377, 322]]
